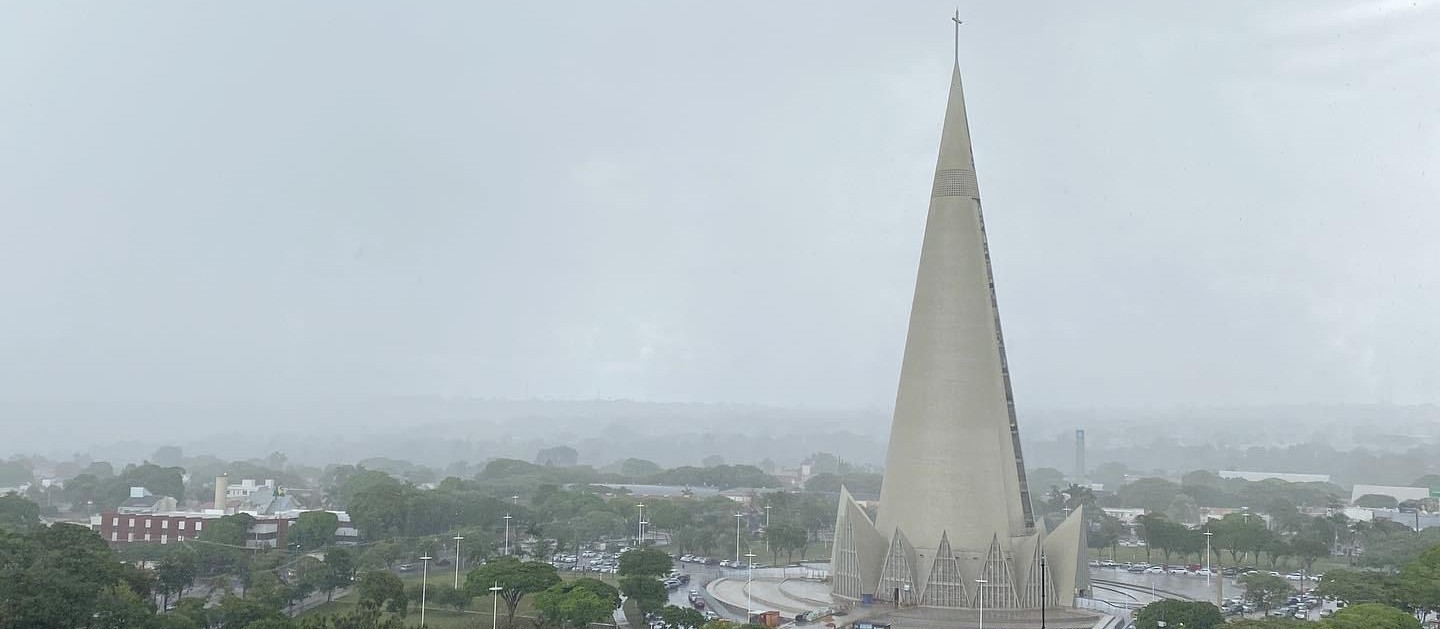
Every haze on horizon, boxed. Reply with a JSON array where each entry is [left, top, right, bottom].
[[2, 2, 1438, 451]]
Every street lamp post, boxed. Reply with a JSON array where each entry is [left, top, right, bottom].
[[489, 583, 503, 629], [1040, 552, 1047, 629], [504, 514, 513, 556], [1203, 529, 1213, 586], [975, 578, 988, 629], [640, 520, 649, 548], [734, 513, 744, 565], [636, 503, 645, 546], [419, 555, 433, 628], [764, 505, 772, 555], [453, 535, 465, 588], [745, 551, 757, 620]]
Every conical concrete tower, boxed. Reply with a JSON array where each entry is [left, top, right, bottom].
[[830, 58, 1088, 611]]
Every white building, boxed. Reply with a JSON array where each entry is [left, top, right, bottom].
[[1350, 484, 1431, 504], [1218, 471, 1332, 483]]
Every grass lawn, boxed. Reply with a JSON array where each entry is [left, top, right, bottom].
[[302, 599, 503, 629], [301, 570, 621, 628]]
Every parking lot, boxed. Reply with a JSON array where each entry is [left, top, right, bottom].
[[1090, 561, 1335, 621]]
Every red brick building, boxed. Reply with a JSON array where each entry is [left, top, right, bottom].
[[92, 511, 293, 547]]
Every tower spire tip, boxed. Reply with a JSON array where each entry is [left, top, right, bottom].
[[950, 9, 963, 65]]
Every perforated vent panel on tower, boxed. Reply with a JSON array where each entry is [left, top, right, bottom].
[[931, 168, 979, 198]]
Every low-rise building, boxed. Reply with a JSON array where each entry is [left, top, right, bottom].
[[90, 508, 357, 548], [116, 487, 178, 514], [1101, 508, 1146, 525], [1351, 484, 1432, 505], [1218, 470, 1332, 483]]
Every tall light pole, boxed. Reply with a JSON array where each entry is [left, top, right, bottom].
[[640, 520, 649, 547], [745, 551, 757, 620], [504, 514, 513, 556], [453, 535, 465, 588], [1040, 552, 1047, 629], [764, 505, 772, 556], [1203, 529, 1214, 587], [636, 503, 645, 546], [419, 555, 433, 628], [734, 513, 744, 565], [975, 578, 988, 629], [489, 583, 503, 629]]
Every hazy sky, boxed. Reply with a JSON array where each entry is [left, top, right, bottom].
[[2, 1, 1437, 415]]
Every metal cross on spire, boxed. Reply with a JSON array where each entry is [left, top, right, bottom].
[[951, 9, 963, 64]]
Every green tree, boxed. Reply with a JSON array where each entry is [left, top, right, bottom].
[[764, 523, 808, 564], [620, 575, 668, 614], [1116, 478, 1183, 513], [618, 547, 673, 577], [534, 587, 614, 628], [299, 607, 405, 629], [464, 556, 561, 627], [156, 550, 199, 610], [1133, 600, 1224, 629], [1290, 534, 1330, 572], [0, 493, 41, 532], [244, 619, 296, 629], [0, 461, 33, 486], [355, 570, 408, 616], [619, 458, 662, 478], [0, 523, 120, 628], [1211, 512, 1268, 565], [1322, 602, 1420, 629], [344, 473, 407, 540], [321, 548, 356, 602], [213, 594, 288, 629], [1314, 568, 1392, 604], [291, 557, 328, 611], [289, 511, 340, 551], [1027, 468, 1066, 495], [656, 605, 706, 629], [1239, 572, 1295, 610], [427, 583, 472, 612], [1227, 619, 1309, 628], [92, 583, 160, 629], [196, 513, 256, 575], [534, 446, 579, 467], [1396, 544, 1440, 617], [1356, 494, 1400, 509], [361, 541, 404, 570]]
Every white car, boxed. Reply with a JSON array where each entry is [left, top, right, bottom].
[[1144, 566, 1164, 574]]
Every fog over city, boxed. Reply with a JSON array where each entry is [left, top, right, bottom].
[[3, 2, 1438, 467]]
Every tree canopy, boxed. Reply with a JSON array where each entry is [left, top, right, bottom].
[[465, 556, 561, 626], [1133, 600, 1224, 629]]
